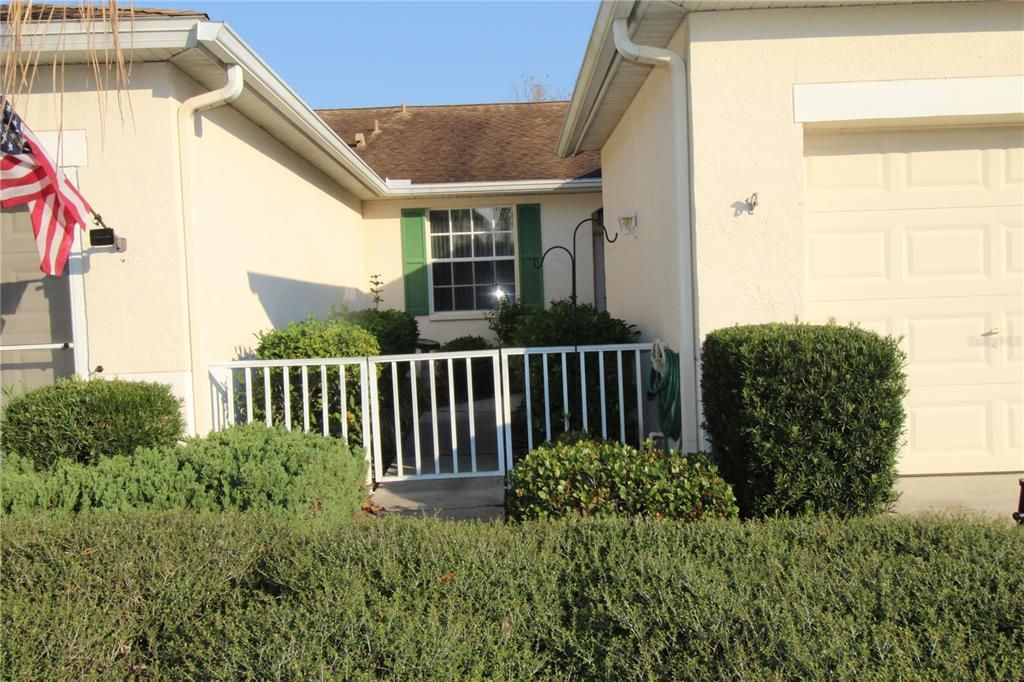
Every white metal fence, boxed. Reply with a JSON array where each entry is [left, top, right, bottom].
[[210, 342, 653, 484]]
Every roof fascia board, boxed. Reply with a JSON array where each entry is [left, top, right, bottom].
[[0, 17, 201, 53], [7, 18, 596, 200], [556, 0, 636, 157], [376, 177, 602, 200]]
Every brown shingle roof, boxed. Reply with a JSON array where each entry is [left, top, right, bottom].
[[0, 4, 209, 22], [317, 101, 601, 184]]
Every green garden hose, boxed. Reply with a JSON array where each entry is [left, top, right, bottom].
[[647, 341, 681, 442]]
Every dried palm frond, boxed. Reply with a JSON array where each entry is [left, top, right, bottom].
[[2, 1, 136, 159]]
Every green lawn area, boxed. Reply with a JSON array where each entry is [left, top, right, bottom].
[[2, 512, 1020, 680]]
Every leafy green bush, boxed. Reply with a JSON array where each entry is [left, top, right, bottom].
[[441, 335, 493, 352], [506, 434, 738, 521], [0, 378, 184, 469], [487, 298, 531, 346], [255, 316, 380, 360], [1, 424, 366, 517], [495, 299, 643, 454], [439, 336, 495, 402], [252, 318, 379, 438], [701, 322, 907, 518], [508, 299, 639, 347], [2, 513, 1020, 679], [344, 308, 419, 355]]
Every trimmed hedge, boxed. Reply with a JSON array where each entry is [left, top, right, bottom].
[[702, 322, 907, 518], [1, 514, 1020, 679], [1, 424, 367, 517], [440, 335, 495, 402], [344, 308, 419, 355], [253, 318, 379, 437], [0, 378, 184, 469], [507, 299, 639, 347], [494, 299, 644, 451], [255, 316, 380, 360], [441, 335, 494, 352], [506, 435, 738, 521]]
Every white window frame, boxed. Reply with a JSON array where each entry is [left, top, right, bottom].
[[425, 206, 518, 316]]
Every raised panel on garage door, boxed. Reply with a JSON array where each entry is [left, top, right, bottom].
[[0, 208, 75, 403], [804, 125, 1024, 475]]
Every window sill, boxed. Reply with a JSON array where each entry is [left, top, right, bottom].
[[424, 311, 491, 322]]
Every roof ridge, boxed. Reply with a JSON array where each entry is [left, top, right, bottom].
[[316, 100, 570, 113]]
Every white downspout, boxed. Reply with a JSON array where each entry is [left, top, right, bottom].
[[176, 64, 243, 434], [612, 18, 702, 451]]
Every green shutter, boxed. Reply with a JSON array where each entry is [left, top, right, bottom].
[[401, 208, 429, 315], [516, 203, 545, 310]]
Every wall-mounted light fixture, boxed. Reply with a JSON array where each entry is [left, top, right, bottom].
[[88, 214, 127, 252], [618, 214, 637, 236]]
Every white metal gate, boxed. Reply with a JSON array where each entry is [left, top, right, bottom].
[[210, 343, 653, 484]]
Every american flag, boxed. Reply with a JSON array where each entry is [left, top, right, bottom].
[[1, 98, 95, 276]]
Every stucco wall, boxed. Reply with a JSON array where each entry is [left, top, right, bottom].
[[362, 193, 603, 344], [9, 62, 368, 433], [183, 73, 367, 432], [685, 1, 1023, 337], [600, 25, 689, 350], [11, 63, 190, 378]]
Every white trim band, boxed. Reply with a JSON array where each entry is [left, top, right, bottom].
[[794, 76, 1024, 124]]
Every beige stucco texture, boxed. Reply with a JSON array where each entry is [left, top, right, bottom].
[[362, 193, 603, 344], [600, 24, 689, 352], [15, 63, 190, 376], [686, 1, 1022, 338], [177, 74, 367, 432], [600, 1, 1022, 473], [11, 62, 369, 433]]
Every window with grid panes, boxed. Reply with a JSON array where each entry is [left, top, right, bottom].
[[428, 207, 516, 312]]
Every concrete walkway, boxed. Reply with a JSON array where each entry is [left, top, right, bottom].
[[371, 476, 505, 521], [894, 473, 1022, 520], [369, 473, 1022, 522]]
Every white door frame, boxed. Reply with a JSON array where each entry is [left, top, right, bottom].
[[62, 166, 91, 379]]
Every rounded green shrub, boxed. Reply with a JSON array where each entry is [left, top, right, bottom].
[[701, 322, 907, 518], [0, 378, 184, 469], [492, 299, 643, 451], [1, 424, 367, 517], [507, 299, 639, 347], [506, 434, 739, 521], [441, 335, 493, 352], [344, 308, 419, 355], [441, 336, 495, 401], [487, 299, 531, 346], [253, 318, 379, 437], [255, 317, 380, 360]]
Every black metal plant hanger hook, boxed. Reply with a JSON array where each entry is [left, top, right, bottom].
[[532, 217, 618, 307]]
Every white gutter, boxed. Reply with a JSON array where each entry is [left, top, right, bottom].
[[7, 19, 592, 201], [175, 64, 243, 434], [612, 18, 702, 451], [556, 1, 633, 157], [380, 177, 602, 199]]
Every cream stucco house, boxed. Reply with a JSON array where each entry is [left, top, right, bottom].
[[558, 0, 1023, 480], [0, 7, 603, 435], [1, 2, 1022, 483]]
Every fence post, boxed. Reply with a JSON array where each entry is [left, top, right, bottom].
[[500, 349, 514, 471], [491, 350, 505, 475], [365, 357, 379, 486]]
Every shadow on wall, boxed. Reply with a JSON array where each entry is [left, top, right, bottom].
[[247, 271, 368, 328]]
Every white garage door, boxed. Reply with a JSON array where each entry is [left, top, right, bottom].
[[804, 126, 1023, 475]]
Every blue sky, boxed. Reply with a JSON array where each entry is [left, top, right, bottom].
[[139, 1, 600, 109]]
